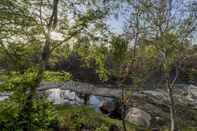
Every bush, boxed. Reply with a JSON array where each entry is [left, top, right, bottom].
[[43, 71, 72, 82], [0, 69, 58, 130], [56, 105, 137, 131]]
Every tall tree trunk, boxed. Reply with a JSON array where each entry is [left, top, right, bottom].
[[168, 82, 175, 131], [120, 83, 127, 131], [20, 26, 52, 131], [20, 0, 59, 130], [167, 66, 178, 131]]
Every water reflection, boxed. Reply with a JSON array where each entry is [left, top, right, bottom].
[[46, 88, 115, 112]]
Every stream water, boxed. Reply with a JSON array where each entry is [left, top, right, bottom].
[[46, 88, 115, 112]]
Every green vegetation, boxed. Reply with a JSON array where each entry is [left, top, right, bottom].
[[56, 105, 143, 131], [0, 0, 196, 130], [0, 69, 58, 130], [0, 70, 72, 83], [56, 106, 197, 131], [43, 71, 72, 82]]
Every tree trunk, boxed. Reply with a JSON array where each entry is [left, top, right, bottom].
[[21, 26, 52, 131], [20, 0, 59, 130], [120, 83, 127, 131], [167, 70, 177, 131], [168, 84, 175, 131]]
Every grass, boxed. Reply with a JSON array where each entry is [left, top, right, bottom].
[[55, 105, 197, 131], [0, 72, 9, 81], [56, 105, 144, 131]]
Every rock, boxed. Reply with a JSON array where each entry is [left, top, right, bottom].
[[125, 107, 151, 128], [46, 88, 84, 105], [47, 88, 62, 104], [98, 98, 122, 119], [0, 95, 9, 101], [99, 98, 116, 114], [40, 82, 197, 128], [13, 80, 197, 128], [129, 84, 197, 128], [0, 92, 11, 101]]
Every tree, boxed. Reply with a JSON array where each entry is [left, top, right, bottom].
[[124, 0, 196, 130], [0, 0, 109, 130], [110, 36, 130, 131]]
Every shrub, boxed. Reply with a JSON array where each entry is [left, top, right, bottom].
[[43, 71, 72, 82], [0, 69, 58, 130]]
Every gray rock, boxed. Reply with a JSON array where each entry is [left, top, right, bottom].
[[129, 84, 197, 127], [0, 95, 9, 101], [125, 107, 151, 128], [2, 80, 197, 128], [46, 88, 84, 105], [0, 92, 11, 101]]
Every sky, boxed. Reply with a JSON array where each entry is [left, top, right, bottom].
[[53, 0, 197, 44], [105, 0, 197, 44], [106, 15, 126, 34]]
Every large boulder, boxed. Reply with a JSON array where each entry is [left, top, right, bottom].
[[129, 84, 197, 128], [125, 107, 151, 128]]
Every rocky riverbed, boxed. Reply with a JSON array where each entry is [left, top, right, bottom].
[[1, 81, 197, 128]]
